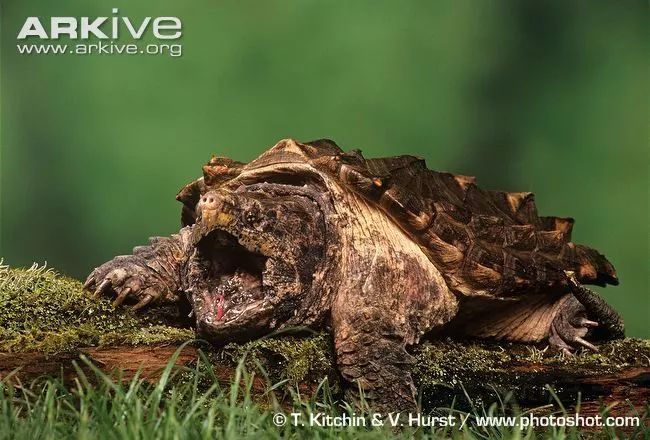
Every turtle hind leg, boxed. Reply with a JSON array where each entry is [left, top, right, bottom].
[[443, 294, 563, 344], [548, 272, 624, 355], [548, 295, 599, 355], [445, 280, 622, 354], [444, 291, 611, 354]]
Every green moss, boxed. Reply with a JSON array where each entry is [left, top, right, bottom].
[[98, 325, 194, 346], [411, 338, 650, 387], [221, 333, 336, 385], [547, 338, 650, 371], [411, 338, 650, 409], [0, 263, 193, 353], [412, 340, 512, 388]]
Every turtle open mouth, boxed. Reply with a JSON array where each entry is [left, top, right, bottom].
[[187, 187, 326, 337], [192, 229, 269, 325]]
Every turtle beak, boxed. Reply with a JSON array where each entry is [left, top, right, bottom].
[[194, 191, 242, 237], [196, 191, 235, 220]]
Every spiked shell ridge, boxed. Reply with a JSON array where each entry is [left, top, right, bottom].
[[176, 138, 618, 298]]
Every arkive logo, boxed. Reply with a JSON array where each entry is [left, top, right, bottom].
[[17, 8, 182, 40], [16, 8, 183, 57]]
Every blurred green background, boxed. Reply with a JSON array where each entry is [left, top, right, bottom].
[[1, 1, 648, 337]]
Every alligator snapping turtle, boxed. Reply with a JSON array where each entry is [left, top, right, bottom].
[[85, 138, 623, 411]]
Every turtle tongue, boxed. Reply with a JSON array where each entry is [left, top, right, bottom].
[[213, 279, 237, 320], [216, 294, 225, 321]]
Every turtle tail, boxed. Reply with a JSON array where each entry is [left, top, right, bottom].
[[565, 271, 624, 340]]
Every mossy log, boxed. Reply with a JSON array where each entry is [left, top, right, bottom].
[[1, 264, 648, 418]]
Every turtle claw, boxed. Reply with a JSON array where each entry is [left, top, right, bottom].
[[113, 287, 132, 307], [573, 336, 599, 352], [560, 347, 574, 358], [83, 275, 95, 290], [132, 294, 154, 311], [578, 318, 599, 328], [95, 279, 112, 296]]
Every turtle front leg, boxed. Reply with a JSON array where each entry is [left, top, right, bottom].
[[333, 308, 417, 413], [84, 227, 193, 311]]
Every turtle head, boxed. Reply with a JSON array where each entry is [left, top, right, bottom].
[[188, 184, 326, 340]]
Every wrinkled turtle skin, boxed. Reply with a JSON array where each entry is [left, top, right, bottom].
[[85, 138, 624, 412]]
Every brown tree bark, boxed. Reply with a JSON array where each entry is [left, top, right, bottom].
[[1, 341, 647, 420]]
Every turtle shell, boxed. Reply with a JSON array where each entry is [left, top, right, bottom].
[[176, 139, 618, 297]]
